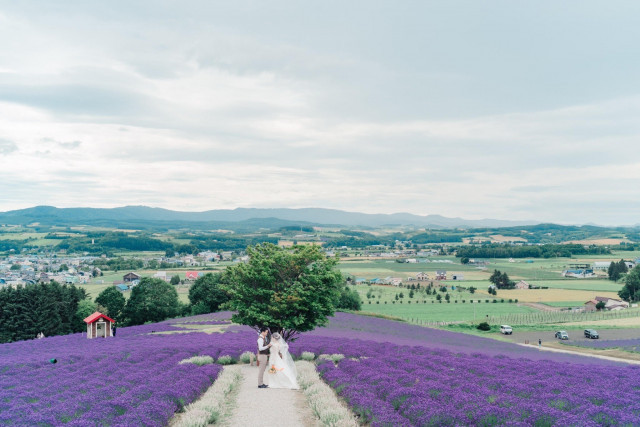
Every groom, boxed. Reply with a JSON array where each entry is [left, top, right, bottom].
[[257, 327, 271, 389]]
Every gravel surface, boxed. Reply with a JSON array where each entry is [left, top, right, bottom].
[[502, 327, 640, 345], [223, 364, 316, 427]]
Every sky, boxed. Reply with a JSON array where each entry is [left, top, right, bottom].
[[1, 1, 639, 226]]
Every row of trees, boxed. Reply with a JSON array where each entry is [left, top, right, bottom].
[[456, 243, 611, 259], [0, 282, 88, 343]]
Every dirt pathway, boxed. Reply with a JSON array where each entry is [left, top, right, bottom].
[[222, 364, 316, 427], [517, 343, 640, 365], [521, 302, 562, 312]]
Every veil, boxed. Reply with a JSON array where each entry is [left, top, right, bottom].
[[272, 334, 297, 383]]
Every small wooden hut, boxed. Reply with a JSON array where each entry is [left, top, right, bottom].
[[84, 312, 115, 339]]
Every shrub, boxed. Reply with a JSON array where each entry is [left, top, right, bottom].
[[515, 299, 519, 303], [501, 299, 505, 303], [239, 351, 254, 364], [477, 322, 491, 331], [216, 355, 236, 365], [485, 300, 489, 303], [179, 355, 214, 366], [462, 300, 466, 303], [376, 301, 379, 304], [301, 351, 316, 361], [509, 299, 513, 303], [492, 299, 497, 303]]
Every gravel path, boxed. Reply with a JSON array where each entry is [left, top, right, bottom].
[[222, 364, 316, 427], [516, 343, 640, 365]]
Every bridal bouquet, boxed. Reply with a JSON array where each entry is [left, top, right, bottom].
[[268, 365, 283, 374]]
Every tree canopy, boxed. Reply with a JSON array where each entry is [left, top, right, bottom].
[[0, 282, 88, 343], [223, 243, 343, 341], [123, 278, 181, 325], [619, 265, 640, 303], [608, 259, 629, 282], [188, 272, 229, 315], [95, 286, 126, 321]]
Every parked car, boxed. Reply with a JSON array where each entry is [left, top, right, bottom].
[[584, 329, 599, 339], [500, 325, 513, 335], [555, 331, 569, 340]]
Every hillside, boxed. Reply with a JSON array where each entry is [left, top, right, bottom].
[[2, 311, 638, 426]]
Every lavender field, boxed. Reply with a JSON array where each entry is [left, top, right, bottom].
[[0, 313, 253, 426], [2, 311, 640, 426]]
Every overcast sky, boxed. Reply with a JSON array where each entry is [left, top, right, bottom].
[[1, 1, 639, 225]]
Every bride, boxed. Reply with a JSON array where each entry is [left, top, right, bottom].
[[265, 333, 299, 389]]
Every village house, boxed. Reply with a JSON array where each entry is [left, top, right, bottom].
[[514, 280, 530, 289], [123, 272, 141, 283], [435, 270, 447, 280], [185, 271, 202, 281], [584, 296, 629, 311]]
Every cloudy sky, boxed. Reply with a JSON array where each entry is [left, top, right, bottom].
[[1, 1, 639, 225]]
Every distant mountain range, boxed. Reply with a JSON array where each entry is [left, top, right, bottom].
[[0, 205, 539, 229]]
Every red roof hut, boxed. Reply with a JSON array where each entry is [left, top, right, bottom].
[[84, 312, 115, 339]]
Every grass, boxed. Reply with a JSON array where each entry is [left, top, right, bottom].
[[485, 289, 621, 303], [359, 299, 537, 322]]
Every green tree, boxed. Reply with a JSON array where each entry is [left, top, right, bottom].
[[608, 260, 629, 282], [10, 264, 21, 271], [436, 293, 442, 301], [188, 273, 229, 314], [619, 265, 640, 303], [469, 286, 477, 294], [76, 299, 97, 323], [595, 301, 606, 311], [170, 275, 181, 286], [222, 243, 343, 341], [336, 285, 362, 310], [445, 293, 450, 302], [95, 286, 126, 321], [461, 257, 469, 264], [123, 278, 181, 326], [409, 289, 414, 298]]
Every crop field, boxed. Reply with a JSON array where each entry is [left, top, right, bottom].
[[484, 289, 621, 303], [524, 279, 623, 292], [3, 311, 637, 426], [358, 302, 537, 322]]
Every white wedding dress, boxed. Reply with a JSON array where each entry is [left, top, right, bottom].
[[265, 338, 299, 389]]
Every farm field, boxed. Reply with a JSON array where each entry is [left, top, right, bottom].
[[481, 288, 621, 303], [524, 279, 623, 292], [358, 299, 537, 322], [4, 311, 637, 426]]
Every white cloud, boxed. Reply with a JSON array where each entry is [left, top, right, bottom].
[[0, 2, 639, 225]]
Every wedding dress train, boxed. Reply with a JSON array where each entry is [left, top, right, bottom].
[[265, 337, 299, 389]]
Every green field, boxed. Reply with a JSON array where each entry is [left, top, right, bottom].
[[359, 300, 537, 322], [525, 279, 623, 292]]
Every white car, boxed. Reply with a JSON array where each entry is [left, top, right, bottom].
[[500, 325, 513, 335]]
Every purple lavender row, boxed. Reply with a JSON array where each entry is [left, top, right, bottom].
[[316, 345, 640, 426]]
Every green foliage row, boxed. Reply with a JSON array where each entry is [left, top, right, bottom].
[[455, 243, 611, 260], [0, 282, 88, 343]]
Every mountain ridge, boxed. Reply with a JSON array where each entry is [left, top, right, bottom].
[[0, 205, 539, 229]]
